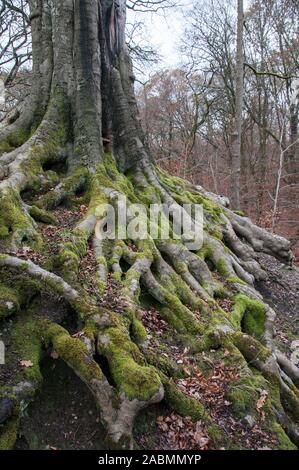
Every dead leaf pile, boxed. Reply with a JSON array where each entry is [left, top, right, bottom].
[[139, 307, 169, 336], [216, 298, 234, 313], [156, 414, 210, 450], [177, 362, 238, 414]]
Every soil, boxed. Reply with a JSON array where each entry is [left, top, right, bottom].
[[15, 358, 106, 450]]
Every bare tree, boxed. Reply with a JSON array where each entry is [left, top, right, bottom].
[[231, 0, 244, 210]]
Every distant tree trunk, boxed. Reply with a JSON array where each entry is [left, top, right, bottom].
[[231, 0, 244, 210], [286, 81, 299, 183], [0, 0, 298, 451], [280, 80, 299, 259]]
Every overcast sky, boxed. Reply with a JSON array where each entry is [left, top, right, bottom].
[[127, 0, 251, 78], [127, 0, 193, 75]]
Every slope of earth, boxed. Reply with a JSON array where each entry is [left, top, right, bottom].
[[256, 254, 299, 361], [134, 256, 299, 450]]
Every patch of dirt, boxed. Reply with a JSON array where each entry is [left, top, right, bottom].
[[16, 357, 106, 450]]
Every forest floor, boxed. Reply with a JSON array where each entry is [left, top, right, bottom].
[[11, 253, 298, 451], [1, 197, 297, 451], [134, 256, 299, 451]]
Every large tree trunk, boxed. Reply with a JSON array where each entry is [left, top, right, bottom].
[[0, 0, 298, 450]]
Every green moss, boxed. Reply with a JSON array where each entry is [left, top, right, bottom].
[[207, 424, 228, 448], [159, 170, 223, 222], [158, 307, 183, 333], [0, 188, 41, 248], [0, 276, 40, 317], [178, 332, 220, 353], [174, 261, 189, 274], [234, 210, 245, 216], [150, 280, 202, 335], [196, 243, 214, 261], [131, 318, 147, 343], [0, 417, 19, 450], [226, 373, 268, 417], [233, 294, 266, 339], [43, 322, 103, 383], [145, 352, 181, 378], [53, 228, 89, 282], [29, 206, 58, 225], [137, 185, 161, 206], [0, 141, 14, 153], [20, 91, 70, 190], [233, 332, 271, 364], [95, 154, 138, 204], [163, 379, 208, 421], [37, 167, 89, 210], [216, 259, 229, 277], [0, 284, 20, 319], [17, 278, 40, 303], [96, 256, 107, 266], [6, 128, 29, 148], [0, 226, 9, 238], [271, 423, 297, 450], [227, 276, 246, 285], [98, 326, 161, 401], [11, 316, 43, 383]]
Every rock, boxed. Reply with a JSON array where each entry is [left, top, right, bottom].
[[243, 414, 255, 429]]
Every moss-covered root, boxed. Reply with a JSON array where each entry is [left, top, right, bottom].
[[46, 320, 164, 448], [41, 322, 130, 447], [0, 188, 42, 249], [157, 241, 217, 299], [93, 236, 108, 295], [232, 294, 266, 340], [97, 322, 163, 402], [53, 227, 91, 285], [142, 269, 202, 335], [29, 205, 58, 225], [0, 310, 45, 449], [97, 327, 164, 446], [232, 332, 299, 442], [229, 211, 293, 265], [233, 332, 279, 379], [36, 167, 89, 210], [0, 284, 20, 320], [0, 279, 40, 320], [0, 254, 89, 315]]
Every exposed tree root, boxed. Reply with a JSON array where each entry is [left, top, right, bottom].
[[0, 133, 298, 450]]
